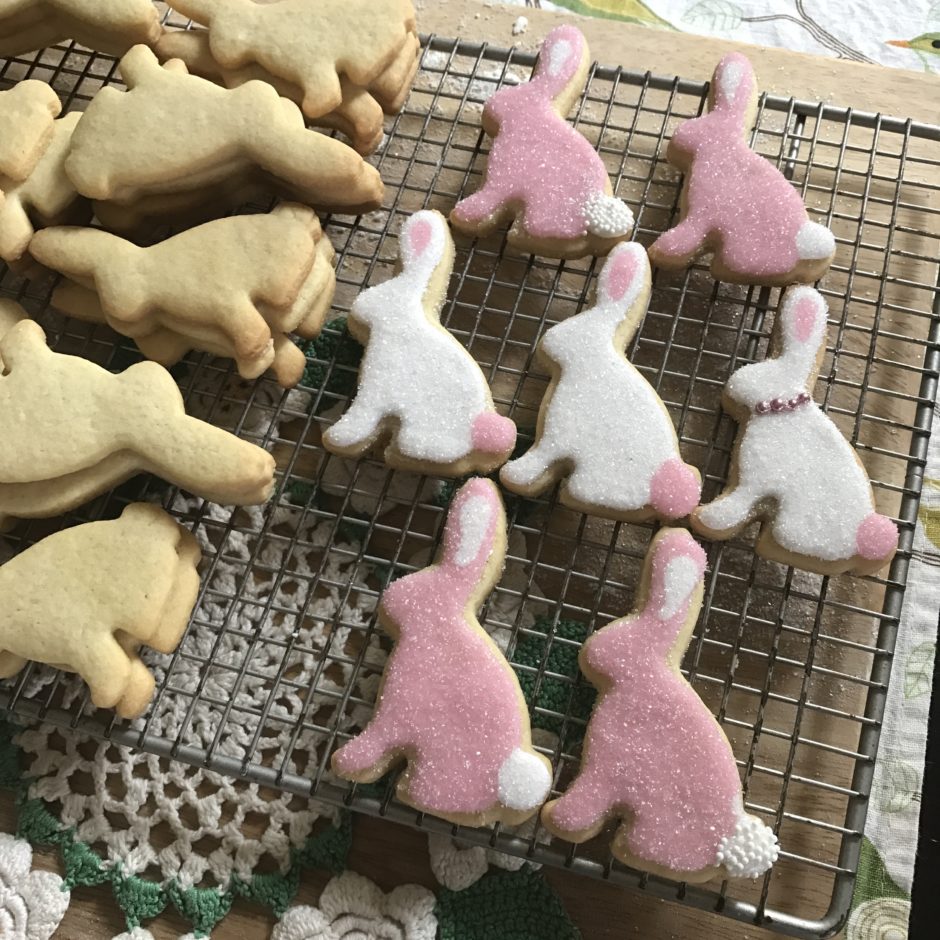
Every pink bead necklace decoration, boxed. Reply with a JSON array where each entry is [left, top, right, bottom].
[[541, 528, 779, 882], [754, 391, 811, 415], [450, 25, 633, 259], [331, 477, 552, 827]]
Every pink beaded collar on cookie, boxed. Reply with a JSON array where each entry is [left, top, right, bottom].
[[754, 392, 811, 415]]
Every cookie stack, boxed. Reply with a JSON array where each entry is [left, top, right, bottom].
[[157, 0, 419, 155], [0, 82, 88, 270], [32, 204, 336, 388]]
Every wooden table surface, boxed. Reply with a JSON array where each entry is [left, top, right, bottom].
[[6, 3, 940, 939]]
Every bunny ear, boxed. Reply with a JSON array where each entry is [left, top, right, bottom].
[[533, 25, 586, 94], [779, 287, 828, 354], [596, 243, 648, 310], [399, 210, 447, 272], [648, 530, 706, 622], [441, 478, 502, 571], [711, 53, 755, 120]]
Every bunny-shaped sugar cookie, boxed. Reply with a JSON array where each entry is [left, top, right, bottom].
[[692, 287, 898, 575], [501, 243, 700, 521], [649, 53, 835, 286], [0, 80, 60, 182], [65, 45, 383, 214], [542, 529, 779, 882], [450, 26, 633, 259], [332, 478, 552, 826], [0, 309, 275, 528], [0, 503, 200, 718], [323, 210, 516, 476]]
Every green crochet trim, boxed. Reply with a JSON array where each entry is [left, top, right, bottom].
[[0, 716, 352, 935], [300, 316, 363, 414], [436, 867, 581, 940], [514, 616, 596, 748]]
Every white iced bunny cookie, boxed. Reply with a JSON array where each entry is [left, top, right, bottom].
[[692, 287, 898, 575], [501, 243, 701, 522], [323, 210, 517, 477]]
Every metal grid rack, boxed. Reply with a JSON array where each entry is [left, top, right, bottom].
[[1, 20, 939, 940]]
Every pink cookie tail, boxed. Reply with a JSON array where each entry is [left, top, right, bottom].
[[472, 412, 516, 454], [856, 512, 898, 562], [649, 458, 701, 519]]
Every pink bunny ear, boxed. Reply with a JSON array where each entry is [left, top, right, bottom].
[[400, 210, 447, 271], [532, 25, 586, 97], [711, 53, 755, 120], [596, 242, 648, 309], [440, 478, 503, 574], [779, 287, 828, 354], [647, 529, 706, 623]]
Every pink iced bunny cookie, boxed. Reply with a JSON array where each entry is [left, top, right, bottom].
[[542, 529, 778, 882], [331, 478, 552, 826], [501, 242, 700, 521], [323, 210, 516, 476], [692, 287, 898, 575], [649, 53, 835, 286], [450, 25, 634, 259]]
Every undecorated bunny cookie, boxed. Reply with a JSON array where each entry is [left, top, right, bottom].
[[65, 45, 383, 215], [0, 80, 61, 182], [0, 502, 200, 718], [542, 528, 779, 882], [649, 53, 835, 286], [692, 287, 898, 575], [0, 0, 163, 57], [323, 210, 517, 476], [450, 25, 633, 259], [501, 242, 700, 521], [31, 203, 335, 387], [332, 477, 552, 826], [0, 307, 275, 528]]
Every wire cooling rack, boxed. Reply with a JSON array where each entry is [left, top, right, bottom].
[[2, 19, 940, 940]]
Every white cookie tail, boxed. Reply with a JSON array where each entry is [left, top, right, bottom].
[[497, 747, 552, 811], [796, 221, 835, 260], [715, 811, 779, 878], [583, 191, 634, 239]]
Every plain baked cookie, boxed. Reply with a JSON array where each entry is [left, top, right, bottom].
[[541, 528, 779, 882], [500, 242, 701, 521], [0, 503, 200, 719], [323, 209, 517, 477], [0, 0, 163, 57], [691, 287, 898, 575], [0, 80, 61, 182], [0, 302, 275, 528], [64, 45, 384, 215], [31, 203, 336, 387], [450, 25, 633, 259], [648, 52, 835, 286], [331, 477, 552, 826]]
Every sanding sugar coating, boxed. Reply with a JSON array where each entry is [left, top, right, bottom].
[[500, 242, 701, 521], [322, 209, 516, 474], [692, 287, 898, 573], [649, 52, 835, 283], [542, 529, 779, 879], [451, 25, 633, 246], [331, 478, 551, 823]]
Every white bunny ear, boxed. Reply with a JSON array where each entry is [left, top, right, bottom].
[[779, 287, 828, 354], [712, 53, 755, 119], [596, 243, 647, 310], [647, 530, 706, 622], [453, 495, 493, 567], [534, 25, 585, 92], [441, 479, 502, 572], [658, 556, 702, 620], [399, 210, 447, 273]]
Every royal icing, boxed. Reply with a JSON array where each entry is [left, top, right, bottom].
[[692, 287, 898, 572], [649, 52, 835, 283], [542, 529, 778, 879], [450, 25, 633, 250], [500, 243, 701, 520], [323, 210, 517, 474], [331, 478, 552, 822]]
